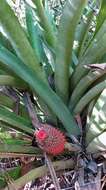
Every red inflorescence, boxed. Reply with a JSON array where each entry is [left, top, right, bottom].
[[36, 129, 47, 141], [34, 124, 66, 156]]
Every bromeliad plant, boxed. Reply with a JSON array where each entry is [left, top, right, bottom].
[[0, 0, 106, 189]]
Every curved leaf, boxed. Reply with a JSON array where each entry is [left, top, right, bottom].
[[0, 75, 28, 89], [3, 159, 75, 190], [0, 0, 45, 80], [86, 89, 106, 144], [0, 106, 34, 135], [69, 69, 106, 111], [0, 144, 41, 155], [70, 20, 106, 91], [0, 45, 79, 136], [87, 131, 106, 153], [0, 94, 28, 118], [0, 94, 16, 110], [32, 0, 56, 48], [55, 0, 87, 103], [73, 80, 106, 115], [25, 5, 47, 63], [95, 0, 106, 34], [0, 61, 17, 76], [77, 10, 94, 57]]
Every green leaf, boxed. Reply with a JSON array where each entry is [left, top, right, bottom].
[[0, 61, 26, 87], [70, 19, 106, 91], [87, 131, 106, 153], [69, 69, 106, 111], [0, 94, 28, 118], [95, 0, 106, 34], [25, 5, 54, 121], [3, 159, 75, 190], [44, 0, 56, 33], [25, 5, 48, 63], [76, 10, 94, 57], [0, 106, 34, 135], [0, 61, 17, 76], [0, 0, 45, 80], [0, 31, 14, 52], [0, 75, 28, 89], [86, 89, 106, 145], [32, 0, 56, 48], [0, 144, 41, 155], [0, 94, 14, 110], [0, 45, 79, 136], [73, 80, 106, 115], [0, 167, 21, 188], [26, 5, 41, 62], [1, 138, 30, 146], [55, 0, 87, 103]]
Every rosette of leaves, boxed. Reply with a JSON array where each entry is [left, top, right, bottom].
[[0, 0, 106, 189]]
